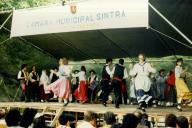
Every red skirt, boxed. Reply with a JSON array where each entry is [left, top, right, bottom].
[[73, 81, 88, 102]]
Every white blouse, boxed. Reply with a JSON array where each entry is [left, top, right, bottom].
[[175, 65, 183, 78], [130, 62, 156, 92], [72, 71, 86, 81], [58, 65, 72, 78], [130, 62, 156, 77]]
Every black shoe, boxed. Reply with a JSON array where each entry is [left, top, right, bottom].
[[102, 102, 107, 107], [141, 107, 146, 112], [176, 105, 182, 112], [63, 102, 69, 106], [137, 106, 146, 112], [115, 106, 120, 109], [137, 102, 146, 112]]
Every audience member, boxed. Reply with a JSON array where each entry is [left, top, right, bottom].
[[77, 111, 98, 128], [121, 113, 139, 128], [5, 109, 21, 127], [20, 108, 37, 128], [165, 113, 177, 128], [103, 111, 116, 128], [176, 116, 189, 128]]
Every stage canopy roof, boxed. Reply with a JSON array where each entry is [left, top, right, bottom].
[[1, 0, 192, 61]]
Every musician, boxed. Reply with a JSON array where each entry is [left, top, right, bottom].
[[17, 64, 30, 102]]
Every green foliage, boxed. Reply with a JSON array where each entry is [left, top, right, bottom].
[[0, 35, 57, 101], [0, 0, 61, 10]]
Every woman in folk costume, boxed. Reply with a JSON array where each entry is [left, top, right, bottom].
[[48, 58, 72, 106], [165, 70, 177, 106], [175, 58, 192, 111], [39, 70, 53, 101], [130, 54, 156, 112], [73, 66, 88, 103]]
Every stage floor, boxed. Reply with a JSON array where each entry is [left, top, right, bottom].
[[0, 102, 191, 117]]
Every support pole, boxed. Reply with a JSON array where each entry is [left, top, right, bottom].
[[149, 3, 192, 45], [0, 13, 12, 30]]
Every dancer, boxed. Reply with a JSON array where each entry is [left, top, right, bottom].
[[175, 58, 192, 111], [111, 59, 128, 108], [49, 67, 59, 83], [73, 66, 88, 103], [100, 58, 114, 107], [129, 64, 137, 105], [130, 54, 156, 112], [17, 64, 30, 102], [88, 69, 99, 103], [39, 70, 53, 102], [156, 69, 166, 106], [165, 70, 177, 107], [71, 70, 80, 102], [48, 58, 72, 106], [29, 65, 39, 102]]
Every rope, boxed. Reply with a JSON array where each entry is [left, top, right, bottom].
[[149, 2, 192, 45], [0, 38, 10, 45], [149, 24, 177, 59], [149, 26, 192, 49]]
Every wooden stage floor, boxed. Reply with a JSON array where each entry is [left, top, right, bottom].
[[0, 102, 191, 117]]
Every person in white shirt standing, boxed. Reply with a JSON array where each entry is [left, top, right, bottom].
[[130, 54, 156, 112]]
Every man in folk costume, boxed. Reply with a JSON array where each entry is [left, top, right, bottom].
[[17, 64, 30, 102], [111, 59, 128, 108], [100, 58, 114, 107], [29, 65, 39, 102], [130, 54, 156, 112]]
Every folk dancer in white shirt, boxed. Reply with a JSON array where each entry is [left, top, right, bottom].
[[47, 58, 72, 106], [73, 66, 88, 104], [174, 58, 192, 111], [100, 58, 114, 107], [130, 54, 156, 112]]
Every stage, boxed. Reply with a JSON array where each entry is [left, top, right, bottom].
[[0, 102, 192, 127]]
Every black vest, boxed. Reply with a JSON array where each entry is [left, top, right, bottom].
[[113, 64, 124, 79], [21, 71, 24, 77], [51, 74, 59, 83], [88, 75, 97, 82], [102, 65, 110, 80], [31, 72, 38, 80]]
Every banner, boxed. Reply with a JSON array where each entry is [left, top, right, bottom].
[[10, 0, 148, 37]]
